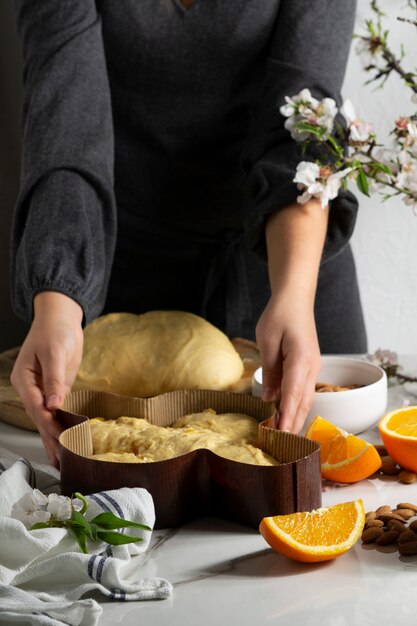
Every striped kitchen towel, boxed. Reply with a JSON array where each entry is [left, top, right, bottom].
[[0, 452, 172, 626]]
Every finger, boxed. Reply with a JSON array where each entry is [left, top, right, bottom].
[[292, 371, 317, 434], [277, 355, 309, 432], [41, 349, 68, 410], [259, 342, 283, 403], [13, 365, 63, 467]]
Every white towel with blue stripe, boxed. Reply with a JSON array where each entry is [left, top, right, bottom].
[[0, 452, 172, 626]]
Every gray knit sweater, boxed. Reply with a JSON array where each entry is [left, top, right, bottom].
[[12, 0, 358, 333]]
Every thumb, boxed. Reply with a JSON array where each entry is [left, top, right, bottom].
[[42, 352, 67, 411]]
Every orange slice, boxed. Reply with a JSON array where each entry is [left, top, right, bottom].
[[379, 406, 417, 473], [259, 499, 365, 563], [305, 416, 381, 482]]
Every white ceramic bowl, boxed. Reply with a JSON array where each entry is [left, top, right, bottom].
[[252, 356, 387, 434]]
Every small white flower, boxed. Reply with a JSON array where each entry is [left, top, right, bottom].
[[293, 161, 321, 187], [316, 98, 338, 135], [280, 89, 337, 141], [11, 492, 51, 529], [294, 162, 351, 209], [395, 158, 417, 209], [47, 493, 73, 521], [280, 88, 318, 118], [32, 489, 49, 507], [355, 37, 384, 70], [367, 349, 399, 369], [341, 100, 373, 144]]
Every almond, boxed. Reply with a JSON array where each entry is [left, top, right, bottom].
[[398, 530, 417, 545], [380, 456, 401, 476], [393, 508, 415, 520], [398, 471, 417, 484], [365, 519, 384, 529], [362, 527, 384, 543], [377, 513, 406, 524], [408, 520, 417, 532], [399, 541, 417, 556], [397, 502, 417, 513], [365, 511, 377, 523], [375, 530, 400, 546], [387, 519, 407, 533], [375, 505, 392, 516]]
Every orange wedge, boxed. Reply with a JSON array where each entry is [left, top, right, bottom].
[[379, 406, 417, 473], [259, 499, 365, 562], [305, 416, 381, 482]]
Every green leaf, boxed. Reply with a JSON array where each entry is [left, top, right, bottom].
[[70, 510, 94, 539], [294, 122, 323, 137], [356, 169, 370, 196], [72, 527, 88, 554], [326, 134, 343, 156], [96, 530, 144, 546], [89, 523, 98, 541], [73, 492, 89, 516], [91, 512, 151, 531], [371, 162, 392, 175]]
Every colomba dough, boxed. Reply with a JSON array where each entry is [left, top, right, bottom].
[[76, 311, 244, 396]]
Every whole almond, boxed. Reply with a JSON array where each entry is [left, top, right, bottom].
[[397, 502, 417, 513], [398, 530, 417, 545], [362, 527, 384, 543], [377, 513, 406, 524], [365, 511, 377, 523], [408, 520, 417, 532], [398, 471, 417, 484], [388, 519, 407, 533], [375, 505, 392, 516], [374, 444, 388, 456], [399, 541, 417, 556], [375, 530, 400, 546], [393, 508, 415, 520], [380, 456, 401, 476], [365, 519, 384, 529]]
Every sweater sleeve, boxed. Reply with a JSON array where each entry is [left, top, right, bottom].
[[244, 0, 358, 263], [11, 0, 116, 324]]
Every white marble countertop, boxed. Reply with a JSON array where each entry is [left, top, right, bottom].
[[2, 357, 417, 626]]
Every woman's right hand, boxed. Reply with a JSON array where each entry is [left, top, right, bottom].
[[10, 292, 84, 468]]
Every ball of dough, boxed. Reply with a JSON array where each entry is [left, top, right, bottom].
[[76, 311, 244, 396]]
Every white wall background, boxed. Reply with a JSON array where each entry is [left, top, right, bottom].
[[344, 0, 417, 354]]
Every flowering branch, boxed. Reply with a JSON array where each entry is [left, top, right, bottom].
[[357, 0, 417, 93], [279, 2, 417, 211], [11, 491, 151, 553], [367, 349, 417, 385]]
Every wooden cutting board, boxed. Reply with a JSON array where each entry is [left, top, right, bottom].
[[0, 338, 261, 432]]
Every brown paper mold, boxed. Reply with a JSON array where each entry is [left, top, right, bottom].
[[57, 389, 321, 529]]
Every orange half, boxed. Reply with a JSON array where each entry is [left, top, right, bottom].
[[259, 499, 365, 563], [305, 416, 381, 483], [379, 406, 417, 473]]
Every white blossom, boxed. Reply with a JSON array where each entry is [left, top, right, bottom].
[[11, 492, 51, 528], [396, 157, 417, 209], [294, 162, 351, 209], [280, 89, 337, 141], [10, 489, 84, 529], [367, 349, 399, 369], [341, 100, 373, 145], [355, 37, 385, 70], [47, 494, 73, 521], [280, 88, 318, 118]]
